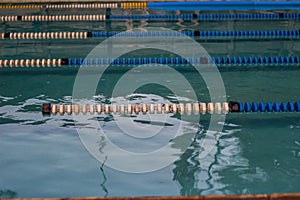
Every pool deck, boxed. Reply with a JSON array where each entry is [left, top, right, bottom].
[[1, 193, 300, 200]]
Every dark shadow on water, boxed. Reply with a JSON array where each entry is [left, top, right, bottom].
[[133, 119, 174, 127], [0, 189, 17, 198], [99, 157, 109, 197]]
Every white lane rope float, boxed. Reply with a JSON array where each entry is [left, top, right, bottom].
[[0, 32, 88, 40], [0, 59, 62, 68], [42, 102, 229, 115], [0, 15, 106, 22], [45, 3, 118, 9]]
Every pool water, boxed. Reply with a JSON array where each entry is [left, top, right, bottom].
[[0, 8, 300, 198]]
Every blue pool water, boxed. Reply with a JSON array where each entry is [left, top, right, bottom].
[[0, 8, 300, 197]]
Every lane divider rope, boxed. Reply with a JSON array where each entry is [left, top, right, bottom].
[[1, 13, 300, 22], [42, 101, 300, 116], [2, 2, 300, 11], [1, 30, 299, 40], [1, 56, 299, 68], [147, 1, 300, 11], [0, 2, 146, 9]]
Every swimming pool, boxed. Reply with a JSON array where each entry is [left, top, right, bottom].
[[0, 3, 300, 198]]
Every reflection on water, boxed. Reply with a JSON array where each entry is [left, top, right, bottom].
[[99, 158, 109, 197], [173, 122, 267, 195], [124, 9, 149, 31], [175, 10, 199, 32], [72, 93, 201, 173], [173, 114, 300, 195], [0, 189, 17, 198]]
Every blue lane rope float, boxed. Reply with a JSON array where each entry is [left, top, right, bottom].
[[41, 101, 300, 116], [1, 56, 300, 68], [2, 30, 300, 40], [111, 13, 300, 21], [1, 13, 300, 22], [147, 1, 300, 11], [229, 101, 300, 113]]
